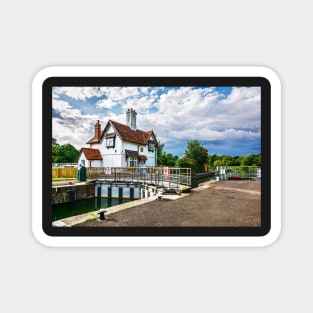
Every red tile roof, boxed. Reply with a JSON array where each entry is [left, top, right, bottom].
[[138, 155, 148, 161], [125, 150, 139, 158], [87, 119, 157, 146], [110, 120, 154, 145], [86, 130, 105, 144], [79, 148, 102, 160], [125, 150, 148, 161]]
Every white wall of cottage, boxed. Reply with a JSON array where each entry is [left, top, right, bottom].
[[78, 153, 103, 168], [84, 126, 157, 168], [121, 141, 156, 167]]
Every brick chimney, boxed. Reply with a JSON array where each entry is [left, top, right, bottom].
[[126, 108, 137, 131], [94, 120, 101, 140]]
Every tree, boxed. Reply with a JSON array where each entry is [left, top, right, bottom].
[[52, 138, 60, 163], [157, 140, 179, 166], [208, 154, 261, 168], [213, 159, 223, 167], [207, 154, 218, 169], [52, 138, 79, 163], [221, 155, 233, 166], [184, 140, 209, 173], [254, 154, 261, 167], [57, 144, 79, 163], [232, 155, 241, 166], [240, 154, 255, 167], [177, 157, 193, 168], [156, 140, 165, 166]]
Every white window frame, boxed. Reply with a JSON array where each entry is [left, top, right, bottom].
[[148, 142, 154, 152], [106, 137, 115, 148], [129, 157, 138, 167]]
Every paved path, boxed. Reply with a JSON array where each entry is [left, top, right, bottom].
[[214, 186, 261, 195], [70, 180, 261, 228]]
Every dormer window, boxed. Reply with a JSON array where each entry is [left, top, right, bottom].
[[148, 140, 155, 152], [105, 133, 115, 148], [106, 138, 114, 148]]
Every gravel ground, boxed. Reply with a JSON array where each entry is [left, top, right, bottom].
[[75, 180, 261, 227]]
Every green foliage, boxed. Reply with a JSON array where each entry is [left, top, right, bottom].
[[241, 154, 261, 167], [177, 157, 193, 168], [157, 139, 210, 172], [157, 140, 179, 166], [208, 153, 261, 168], [52, 138, 60, 162], [184, 140, 209, 172], [52, 138, 79, 163], [156, 141, 165, 165], [155, 128, 260, 173]]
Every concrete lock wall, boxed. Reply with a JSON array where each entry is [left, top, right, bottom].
[[52, 182, 156, 204], [52, 183, 96, 204]]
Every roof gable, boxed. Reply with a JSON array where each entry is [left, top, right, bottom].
[[110, 120, 154, 145], [86, 130, 105, 144], [86, 119, 158, 147], [79, 148, 102, 160]]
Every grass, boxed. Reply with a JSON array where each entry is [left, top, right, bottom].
[[52, 177, 77, 181]]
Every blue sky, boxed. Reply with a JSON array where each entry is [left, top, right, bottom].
[[52, 86, 261, 157]]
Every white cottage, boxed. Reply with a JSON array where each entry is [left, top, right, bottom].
[[78, 109, 158, 168]]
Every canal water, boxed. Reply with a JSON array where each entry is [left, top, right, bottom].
[[52, 197, 132, 221]]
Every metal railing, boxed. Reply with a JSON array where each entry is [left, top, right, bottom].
[[216, 167, 261, 180], [52, 163, 79, 168], [87, 166, 192, 187]]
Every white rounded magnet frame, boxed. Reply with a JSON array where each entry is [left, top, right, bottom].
[[32, 66, 281, 247]]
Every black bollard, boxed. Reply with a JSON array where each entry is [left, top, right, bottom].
[[98, 208, 106, 220], [157, 189, 164, 200]]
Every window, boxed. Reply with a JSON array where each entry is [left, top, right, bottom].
[[148, 142, 154, 152], [129, 157, 137, 167], [106, 138, 115, 148], [140, 147, 144, 152]]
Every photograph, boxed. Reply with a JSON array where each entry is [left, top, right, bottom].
[[47, 79, 268, 236]]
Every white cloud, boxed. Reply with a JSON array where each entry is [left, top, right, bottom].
[[54, 87, 105, 100], [95, 98, 117, 109], [52, 86, 261, 155], [52, 99, 100, 149], [136, 86, 261, 147], [95, 87, 157, 111]]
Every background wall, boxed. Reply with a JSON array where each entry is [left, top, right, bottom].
[[1, 1, 311, 312]]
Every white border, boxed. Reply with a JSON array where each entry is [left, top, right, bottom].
[[32, 66, 281, 247]]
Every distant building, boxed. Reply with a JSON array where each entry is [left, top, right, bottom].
[[78, 108, 158, 168]]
